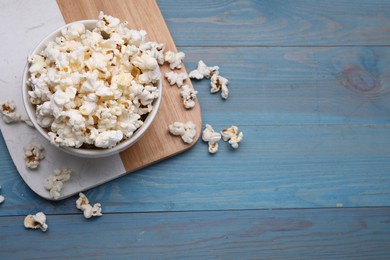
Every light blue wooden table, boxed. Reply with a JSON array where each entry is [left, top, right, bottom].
[[1, 0, 390, 259]]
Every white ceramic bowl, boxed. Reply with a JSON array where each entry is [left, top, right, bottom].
[[22, 20, 162, 158]]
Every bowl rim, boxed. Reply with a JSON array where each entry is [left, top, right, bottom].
[[22, 19, 163, 158]]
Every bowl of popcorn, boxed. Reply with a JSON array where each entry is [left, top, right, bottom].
[[22, 12, 163, 158]]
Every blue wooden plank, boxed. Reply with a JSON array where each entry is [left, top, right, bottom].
[[183, 46, 390, 125], [0, 207, 389, 259], [2, 123, 390, 215], [158, 0, 390, 47]]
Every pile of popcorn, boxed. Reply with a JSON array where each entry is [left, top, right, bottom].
[[27, 12, 162, 149]]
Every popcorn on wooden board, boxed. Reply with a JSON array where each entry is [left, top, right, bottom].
[[165, 71, 187, 88], [180, 85, 198, 109], [27, 12, 161, 149], [164, 51, 185, 70], [168, 121, 196, 144]]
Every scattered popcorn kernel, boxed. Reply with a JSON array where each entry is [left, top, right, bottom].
[[180, 85, 198, 109], [0, 99, 22, 123], [221, 125, 243, 149], [24, 144, 45, 169], [168, 121, 186, 136], [24, 212, 48, 232], [83, 203, 103, 219], [76, 193, 103, 219], [169, 121, 196, 144], [165, 71, 187, 88], [189, 60, 219, 80], [229, 132, 243, 149], [164, 51, 185, 70], [43, 168, 72, 200], [27, 13, 161, 149], [210, 74, 229, 99], [76, 192, 89, 210], [208, 142, 219, 154], [202, 124, 222, 154]]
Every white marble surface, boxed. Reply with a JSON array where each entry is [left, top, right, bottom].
[[0, 0, 126, 200]]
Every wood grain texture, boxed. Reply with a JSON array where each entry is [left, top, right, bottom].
[[158, 0, 390, 47], [56, 0, 202, 171], [183, 46, 390, 125], [1, 208, 390, 259], [1, 0, 390, 257], [2, 123, 390, 215]]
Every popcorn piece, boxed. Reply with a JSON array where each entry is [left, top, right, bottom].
[[43, 168, 72, 200], [229, 132, 243, 149], [140, 41, 165, 65], [189, 60, 219, 80], [24, 144, 45, 169], [27, 13, 161, 149], [96, 11, 121, 35], [61, 23, 85, 40], [0, 99, 21, 123], [132, 53, 158, 71], [202, 124, 222, 154], [94, 130, 123, 148], [210, 74, 229, 99], [24, 212, 48, 232], [164, 51, 185, 70], [168, 121, 196, 144], [83, 203, 103, 219], [76, 193, 103, 219], [221, 125, 243, 149], [165, 71, 187, 88], [180, 85, 198, 109], [76, 192, 89, 210]]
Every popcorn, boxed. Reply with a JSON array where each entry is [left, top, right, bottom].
[[164, 51, 185, 70], [0, 99, 21, 123], [132, 53, 158, 70], [202, 124, 222, 154], [76, 193, 102, 219], [61, 23, 86, 40], [139, 41, 165, 65], [24, 212, 48, 232], [180, 85, 198, 109], [165, 71, 187, 88], [221, 125, 243, 149], [43, 168, 72, 199], [168, 121, 196, 144], [94, 130, 123, 148], [0, 99, 33, 126], [27, 13, 161, 149], [24, 144, 45, 169], [210, 74, 229, 99], [189, 60, 229, 99], [189, 60, 219, 80], [96, 11, 121, 35]]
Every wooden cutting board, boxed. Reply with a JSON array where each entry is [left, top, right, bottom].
[[57, 0, 202, 171]]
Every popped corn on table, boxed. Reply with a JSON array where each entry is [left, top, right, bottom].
[[1, 0, 390, 258]]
